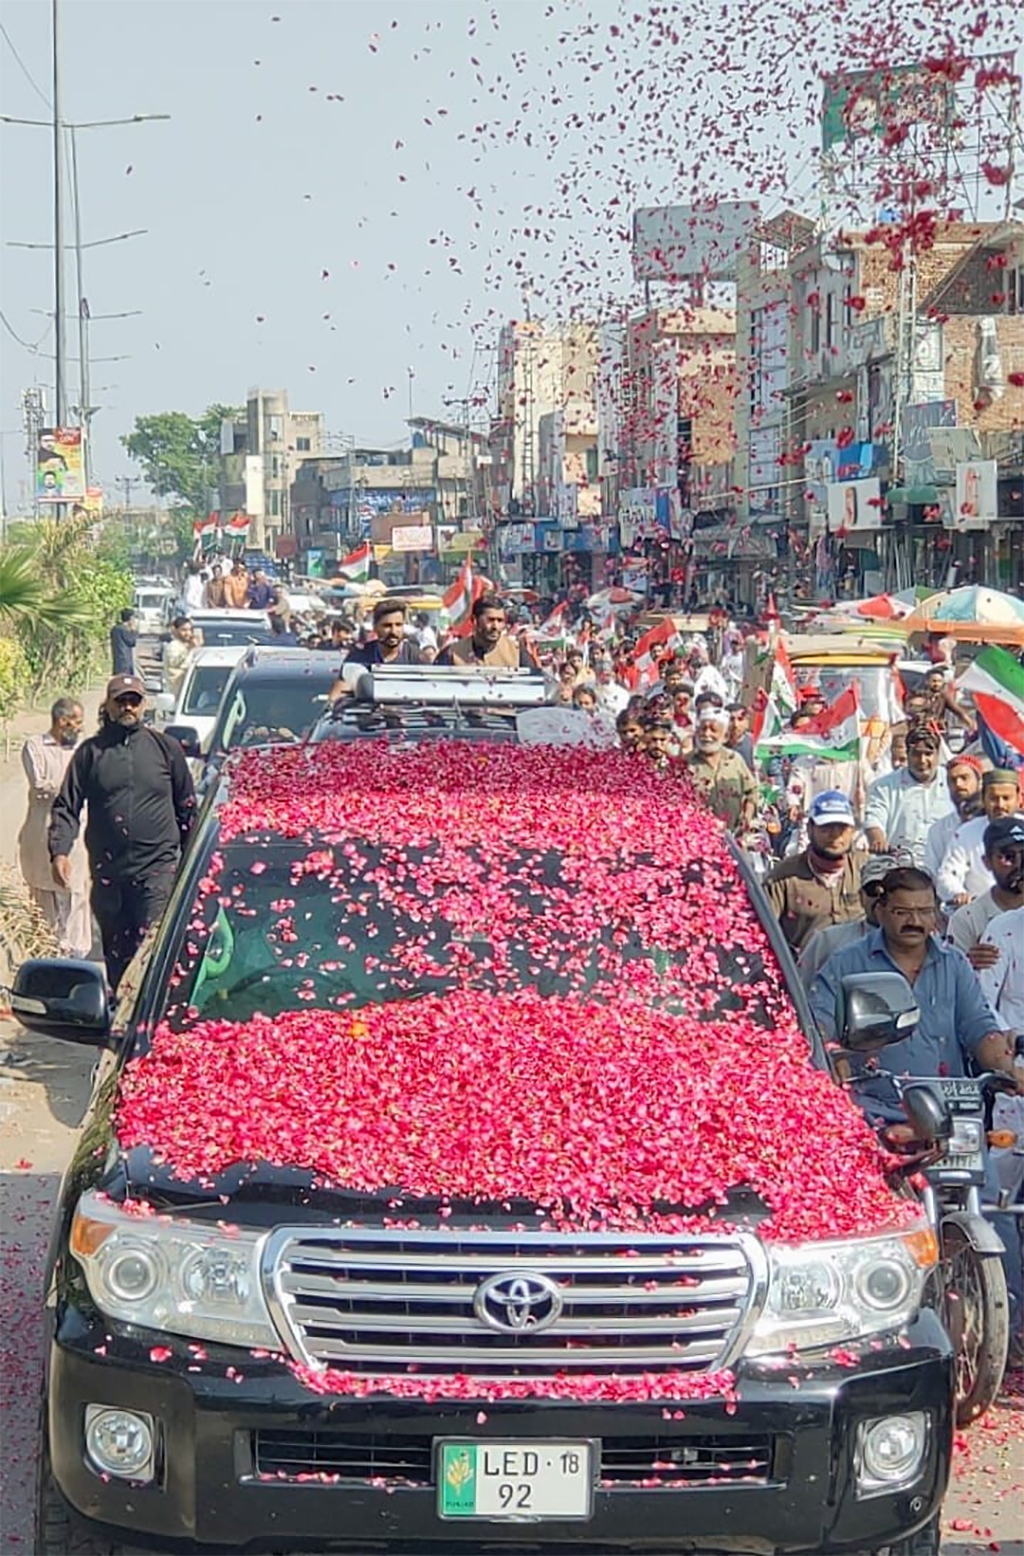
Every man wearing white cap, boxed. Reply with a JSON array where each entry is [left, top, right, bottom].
[[684, 706, 758, 836], [763, 789, 864, 954]]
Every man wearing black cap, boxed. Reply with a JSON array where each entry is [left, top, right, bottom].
[[863, 724, 952, 866], [49, 675, 196, 992], [946, 815, 1024, 968]]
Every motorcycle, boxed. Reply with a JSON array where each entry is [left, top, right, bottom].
[[877, 1070, 1015, 1424], [836, 972, 1016, 1425]]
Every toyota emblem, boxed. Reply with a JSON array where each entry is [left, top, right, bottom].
[[474, 1271, 564, 1334]]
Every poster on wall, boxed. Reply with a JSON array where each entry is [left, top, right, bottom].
[[826, 478, 882, 534], [36, 428, 85, 501], [952, 461, 997, 530]]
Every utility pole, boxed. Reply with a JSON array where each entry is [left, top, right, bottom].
[[114, 474, 137, 512], [52, 0, 66, 430]]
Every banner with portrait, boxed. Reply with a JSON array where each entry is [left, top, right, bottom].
[[36, 427, 85, 502]]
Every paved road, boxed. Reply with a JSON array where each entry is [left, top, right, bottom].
[[0, 1020, 1021, 1555]]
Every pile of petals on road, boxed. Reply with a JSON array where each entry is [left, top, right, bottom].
[[118, 738, 916, 1244]]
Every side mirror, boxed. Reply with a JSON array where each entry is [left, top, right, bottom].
[[900, 1081, 953, 1146], [10, 959, 111, 1045], [164, 724, 202, 759], [840, 971, 920, 1053]]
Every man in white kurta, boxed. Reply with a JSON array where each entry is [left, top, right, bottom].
[[17, 698, 91, 957]]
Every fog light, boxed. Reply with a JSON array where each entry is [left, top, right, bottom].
[[84, 1405, 155, 1482], [856, 1413, 928, 1497]]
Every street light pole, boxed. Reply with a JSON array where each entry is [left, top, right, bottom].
[[67, 124, 90, 484], [51, 0, 66, 427]]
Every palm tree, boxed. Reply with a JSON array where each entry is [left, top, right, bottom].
[[0, 546, 93, 631]]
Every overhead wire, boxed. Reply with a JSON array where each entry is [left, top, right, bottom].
[[0, 21, 51, 109]]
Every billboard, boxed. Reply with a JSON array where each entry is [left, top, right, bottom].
[[632, 201, 759, 284], [827, 478, 883, 534], [953, 461, 997, 530], [390, 523, 434, 552], [821, 66, 955, 151], [36, 427, 85, 502]]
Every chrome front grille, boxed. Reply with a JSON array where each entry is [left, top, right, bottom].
[[264, 1227, 764, 1376]]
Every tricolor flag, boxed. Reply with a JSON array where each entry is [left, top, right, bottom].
[[756, 683, 862, 763], [959, 645, 1024, 760], [622, 618, 680, 691], [337, 540, 371, 582], [442, 560, 482, 636], [535, 601, 570, 641], [192, 512, 219, 540], [223, 511, 250, 540]]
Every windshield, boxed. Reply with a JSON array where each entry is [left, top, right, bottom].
[[793, 664, 899, 722], [181, 664, 233, 717], [168, 829, 788, 1034], [214, 673, 335, 751]]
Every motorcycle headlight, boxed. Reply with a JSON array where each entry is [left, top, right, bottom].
[[70, 1191, 279, 1350], [747, 1227, 937, 1356]]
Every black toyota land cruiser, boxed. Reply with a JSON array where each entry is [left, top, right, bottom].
[[15, 740, 953, 1555]]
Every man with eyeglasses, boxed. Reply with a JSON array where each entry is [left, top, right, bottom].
[[49, 675, 196, 993], [809, 863, 1024, 1349], [808, 865, 1019, 1115]]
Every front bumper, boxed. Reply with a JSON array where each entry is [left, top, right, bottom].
[[48, 1307, 954, 1554]]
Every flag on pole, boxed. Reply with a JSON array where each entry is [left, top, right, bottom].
[[337, 540, 371, 582], [959, 645, 1024, 758], [442, 560, 482, 635], [751, 636, 798, 743], [535, 601, 570, 640], [223, 511, 250, 540], [756, 684, 861, 762], [622, 618, 680, 691], [192, 512, 219, 540]]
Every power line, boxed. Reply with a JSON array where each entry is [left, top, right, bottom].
[[0, 307, 52, 354], [0, 21, 51, 109]]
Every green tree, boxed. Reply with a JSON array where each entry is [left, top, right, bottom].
[[121, 404, 242, 518]]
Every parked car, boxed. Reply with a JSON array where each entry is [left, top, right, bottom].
[[165, 647, 339, 779], [153, 645, 249, 760], [15, 742, 953, 1556]]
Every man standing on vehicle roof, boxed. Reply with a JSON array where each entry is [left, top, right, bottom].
[[763, 790, 864, 954], [863, 725, 952, 866], [223, 559, 250, 609], [49, 675, 196, 994], [436, 595, 539, 670], [328, 599, 422, 700]]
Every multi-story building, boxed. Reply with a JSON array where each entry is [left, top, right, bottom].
[[217, 389, 324, 555], [489, 321, 593, 516], [735, 217, 1023, 601]]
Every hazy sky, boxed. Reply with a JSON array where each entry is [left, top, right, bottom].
[[1, 0, 1017, 508]]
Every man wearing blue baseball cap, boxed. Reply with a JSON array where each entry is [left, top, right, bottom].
[[763, 789, 863, 954]]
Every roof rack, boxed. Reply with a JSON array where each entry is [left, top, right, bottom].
[[350, 664, 555, 708]]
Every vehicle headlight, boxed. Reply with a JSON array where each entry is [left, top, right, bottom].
[[70, 1190, 278, 1350], [747, 1227, 937, 1356], [947, 1118, 984, 1157]]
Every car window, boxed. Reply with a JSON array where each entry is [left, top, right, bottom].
[[181, 665, 233, 716], [195, 622, 274, 648]]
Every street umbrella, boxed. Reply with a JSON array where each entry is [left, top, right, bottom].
[[916, 585, 1024, 626], [586, 586, 641, 611]]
